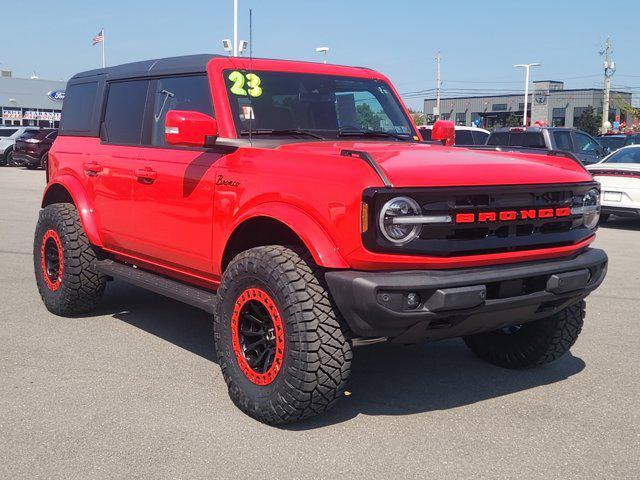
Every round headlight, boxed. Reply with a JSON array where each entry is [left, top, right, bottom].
[[582, 188, 601, 229], [379, 196, 422, 244]]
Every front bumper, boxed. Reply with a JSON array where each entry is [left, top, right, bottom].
[[11, 152, 40, 167], [325, 248, 607, 344]]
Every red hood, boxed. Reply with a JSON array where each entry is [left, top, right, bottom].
[[276, 141, 593, 187]]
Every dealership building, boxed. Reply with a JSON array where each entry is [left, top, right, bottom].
[[424, 80, 633, 129], [0, 70, 65, 128]]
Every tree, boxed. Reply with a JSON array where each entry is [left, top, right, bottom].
[[356, 103, 382, 131], [505, 113, 520, 127], [575, 106, 600, 136], [408, 108, 425, 126]]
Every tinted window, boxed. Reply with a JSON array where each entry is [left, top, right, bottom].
[[0, 128, 18, 137], [604, 148, 640, 164], [419, 127, 431, 141], [103, 80, 149, 144], [151, 75, 214, 146], [455, 130, 474, 145], [472, 130, 489, 145], [598, 136, 626, 150], [60, 82, 98, 132], [626, 135, 640, 146], [487, 131, 509, 145], [19, 129, 41, 139], [573, 132, 599, 154], [554, 131, 573, 151]]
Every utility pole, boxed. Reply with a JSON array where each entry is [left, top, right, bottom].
[[435, 51, 441, 121], [600, 37, 615, 133], [514, 63, 541, 127]]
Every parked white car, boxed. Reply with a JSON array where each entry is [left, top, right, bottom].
[[0, 127, 40, 166], [418, 125, 490, 145], [587, 145, 640, 222]]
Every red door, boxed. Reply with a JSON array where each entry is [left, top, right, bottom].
[[129, 148, 222, 277]]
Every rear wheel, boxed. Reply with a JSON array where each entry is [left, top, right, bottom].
[[34, 203, 107, 316], [41, 153, 49, 171], [463, 301, 585, 369], [2, 148, 13, 166], [214, 245, 352, 425]]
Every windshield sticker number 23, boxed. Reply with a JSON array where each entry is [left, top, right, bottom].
[[229, 71, 263, 97]]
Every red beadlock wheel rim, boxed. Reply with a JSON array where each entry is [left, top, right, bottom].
[[41, 229, 64, 291], [230, 288, 285, 386]]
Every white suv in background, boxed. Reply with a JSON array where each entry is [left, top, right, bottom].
[[0, 127, 40, 166], [587, 145, 640, 222], [418, 125, 490, 145]]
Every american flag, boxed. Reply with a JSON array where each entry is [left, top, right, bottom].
[[92, 29, 104, 45]]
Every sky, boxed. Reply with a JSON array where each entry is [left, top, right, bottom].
[[3, 0, 640, 109]]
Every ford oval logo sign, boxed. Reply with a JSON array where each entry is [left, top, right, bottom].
[[47, 90, 65, 101]]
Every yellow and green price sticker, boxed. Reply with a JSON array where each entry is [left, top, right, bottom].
[[228, 71, 263, 97]]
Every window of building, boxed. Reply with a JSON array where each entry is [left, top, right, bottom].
[[440, 113, 451, 120], [552, 108, 566, 127], [455, 112, 466, 125], [60, 81, 99, 132], [553, 130, 573, 150], [151, 75, 214, 146], [492, 103, 507, 111], [103, 80, 150, 144], [573, 107, 588, 125]]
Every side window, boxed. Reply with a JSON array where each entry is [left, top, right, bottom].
[[60, 81, 98, 133], [554, 131, 573, 151], [471, 130, 488, 145], [151, 75, 214, 146], [522, 132, 546, 148], [46, 131, 58, 140], [455, 130, 474, 145], [573, 132, 599, 154], [486, 131, 508, 145], [103, 80, 150, 145]]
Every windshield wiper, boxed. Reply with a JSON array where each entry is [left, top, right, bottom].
[[337, 129, 410, 141], [240, 129, 325, 139]]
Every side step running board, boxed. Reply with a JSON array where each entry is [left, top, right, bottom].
[[92, 259, 218, 314]]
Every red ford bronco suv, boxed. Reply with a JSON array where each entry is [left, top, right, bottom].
[[34, 54, 607, 425]]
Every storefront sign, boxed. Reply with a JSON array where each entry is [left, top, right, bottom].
[[47, 90, 66, 101]]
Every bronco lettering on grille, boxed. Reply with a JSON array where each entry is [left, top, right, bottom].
[[455, 207, 571, 224]]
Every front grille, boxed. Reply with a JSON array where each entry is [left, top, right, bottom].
[[362, 183, 597, 257]]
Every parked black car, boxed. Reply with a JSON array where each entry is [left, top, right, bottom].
[[12, 129, 58, 170], [486, 126, 605, 165], [596, 134, 640, 154]]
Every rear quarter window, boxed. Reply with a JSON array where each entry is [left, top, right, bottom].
[[455, 130, 474, 145], [486, 132, 509, 145], [60, 81, 99, 134]]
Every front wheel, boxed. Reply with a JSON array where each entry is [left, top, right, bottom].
[[463, 301, 585, 369], [214, 245, 352, 425], [34, 203, 107, 316]]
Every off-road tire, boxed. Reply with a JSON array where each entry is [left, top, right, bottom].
[[463, 300, 585, 369], [34, 203, 107, 316], [214, 245, 352, 425]]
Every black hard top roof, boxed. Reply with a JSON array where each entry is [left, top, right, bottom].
[[70, 54, 223, 82]]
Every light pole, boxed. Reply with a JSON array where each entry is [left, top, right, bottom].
[[514, 63, 540, 127], [233, 0, 238, 57], [316, 47, 329, 63]]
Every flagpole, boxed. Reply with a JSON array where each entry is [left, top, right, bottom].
[[102, 29, 106, 68]]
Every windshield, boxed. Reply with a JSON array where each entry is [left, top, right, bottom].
[[598, 136, 626, 150], [224, 70, 417, 141], [604, 147, 640, 164]]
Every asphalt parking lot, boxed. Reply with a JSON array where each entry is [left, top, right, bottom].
[[1, 167, 639, 479]]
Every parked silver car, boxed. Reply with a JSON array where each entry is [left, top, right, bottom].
[[0, 127, 40, 166]]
